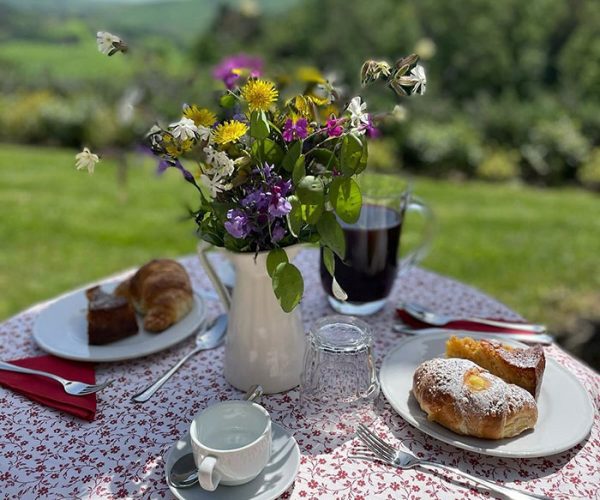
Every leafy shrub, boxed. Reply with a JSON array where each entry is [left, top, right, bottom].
[[520, 116, 590, 184], [577, 148, 600, 190], [476, 149, 520, 182], [1, 91, 56, 143], [405, 118, 483, 177], [365, 139, 400, 173]]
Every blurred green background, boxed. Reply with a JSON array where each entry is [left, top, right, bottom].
[[0, 0, 598, 367]]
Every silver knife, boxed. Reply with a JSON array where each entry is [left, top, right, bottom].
[[392, 325, 554, 345]]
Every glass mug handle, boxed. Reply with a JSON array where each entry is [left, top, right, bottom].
[[398, 196, 435, 274]]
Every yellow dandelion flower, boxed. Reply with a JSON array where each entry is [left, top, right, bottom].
[[183, 105, 216, 127], [163, 134, 194, 157], [241, 79, 278, 112], [293, 95, 313, 118], [295, 66, 326, 84], [306, 92, 329, 107], [213, 120, 249, 145]]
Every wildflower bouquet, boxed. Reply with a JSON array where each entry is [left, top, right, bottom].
[[147, 54, 426, 311]]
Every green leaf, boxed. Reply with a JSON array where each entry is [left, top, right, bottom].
[[272, 262, 304, 312], [316, 211, 346, 259], [250, 111, 270, 140], [292, 155, 306, 185], [329, 177, 362, 224], [356, 135, 368, 174], [251, 138, 284, 165], [219, 93, 237, 108], [287, 195, 303, 236], [301, 203, 323, 224], [266, 248, 288, 277], [297, 176, 324, 205], [312, 148, 339, 169], [322, 246, 335, 276], [282, 141, 302, 172], [340, 133, 364, 175], [199, 231, 223, 247]]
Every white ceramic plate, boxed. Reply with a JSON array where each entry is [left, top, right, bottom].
[[379, 331, 595, 458], [32, 279, 206, 362], [165, 422, 300, 500]]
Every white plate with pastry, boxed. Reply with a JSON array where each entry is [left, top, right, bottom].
[[33, 260, 207, 362], [379, 332, 595, 458]]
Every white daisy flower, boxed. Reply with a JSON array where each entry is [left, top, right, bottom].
[[75, 147, 100, 175], [347, 96, 369, 131], [203, 146, 218, 170], [197, 125, 212, 143], [203, 146, 235, 177], [215, 153, 235, 177], [200, 174, 230, 198], [410, 65, 427, 95], [169, 117, 198, 141], [96, 31, 127, 57]]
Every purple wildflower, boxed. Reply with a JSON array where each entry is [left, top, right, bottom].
[[362, 114, 380, 138], [224, 209, 251, 239], [225, 163, 292, 245], [213, 54, 263, 89], [156, 158, 195, 184], [268, 195, 292, 217], [271, 223, 286, 242], [325, 117, 344, 137], [282, 118, 308, 142]]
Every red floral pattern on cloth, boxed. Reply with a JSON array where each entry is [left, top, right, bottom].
[[0, 248, 598, 499]]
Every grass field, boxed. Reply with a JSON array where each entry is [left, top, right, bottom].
[[1, 143, 599, 331]]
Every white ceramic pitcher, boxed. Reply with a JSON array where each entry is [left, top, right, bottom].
[[198, 242, 306, 394]]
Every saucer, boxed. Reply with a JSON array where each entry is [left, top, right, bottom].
[[165, 422, 300, 500]]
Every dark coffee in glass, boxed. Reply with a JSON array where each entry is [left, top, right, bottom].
[[320, 176, 434, 315], [320, 204, 403, 305]]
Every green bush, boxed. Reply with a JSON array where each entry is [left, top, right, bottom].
[[577, 148, 600, 190], [476, 149, 520, 182], [405, 118, 483, 177], [521, 116, 590, 184], [365, 138, 400, 173]]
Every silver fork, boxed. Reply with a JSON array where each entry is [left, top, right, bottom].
[[353, 424, 551, 500], [0, 361, 113, 396], [403, 302, 547, 334]]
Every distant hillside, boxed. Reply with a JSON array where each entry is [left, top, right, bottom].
[[0, 0, 302, 46]]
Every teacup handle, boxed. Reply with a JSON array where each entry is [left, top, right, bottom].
[[197, 241, 231, 310], [398, 196, 435, 274], [197, 455, 222, 491]]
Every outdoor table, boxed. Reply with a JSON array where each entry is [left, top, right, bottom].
[[1, 248, 598, 499]]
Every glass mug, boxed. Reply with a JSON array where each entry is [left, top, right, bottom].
[[320, 174, 434, 315]]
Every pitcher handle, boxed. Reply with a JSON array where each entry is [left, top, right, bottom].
[[398, 196, 435, 274], [197, 241, 231, 310]]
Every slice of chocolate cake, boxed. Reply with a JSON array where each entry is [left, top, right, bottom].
[[86, 286, 138, 345]]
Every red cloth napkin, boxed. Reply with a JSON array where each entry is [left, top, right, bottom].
[[396, 308, 535, 334], [0, 355, 97, 421]]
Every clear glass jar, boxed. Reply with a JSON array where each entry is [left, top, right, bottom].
[[299, 315, 380, 434]]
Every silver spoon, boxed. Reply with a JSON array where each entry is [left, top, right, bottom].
[[168, 384, 264, 489], [131, 314, 228, 403], [402, 302, 547, 334]]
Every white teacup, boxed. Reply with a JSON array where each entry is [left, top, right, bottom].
[[190, 400, 272, 491]]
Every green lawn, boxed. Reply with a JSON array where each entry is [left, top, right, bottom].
[[1, 143, 599, 330]]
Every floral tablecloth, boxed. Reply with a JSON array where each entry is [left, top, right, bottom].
[[0, 249, 598, 499]]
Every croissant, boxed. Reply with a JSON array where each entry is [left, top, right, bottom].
[[115, 259, 194, 332], [413, 358, 537, 439]]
